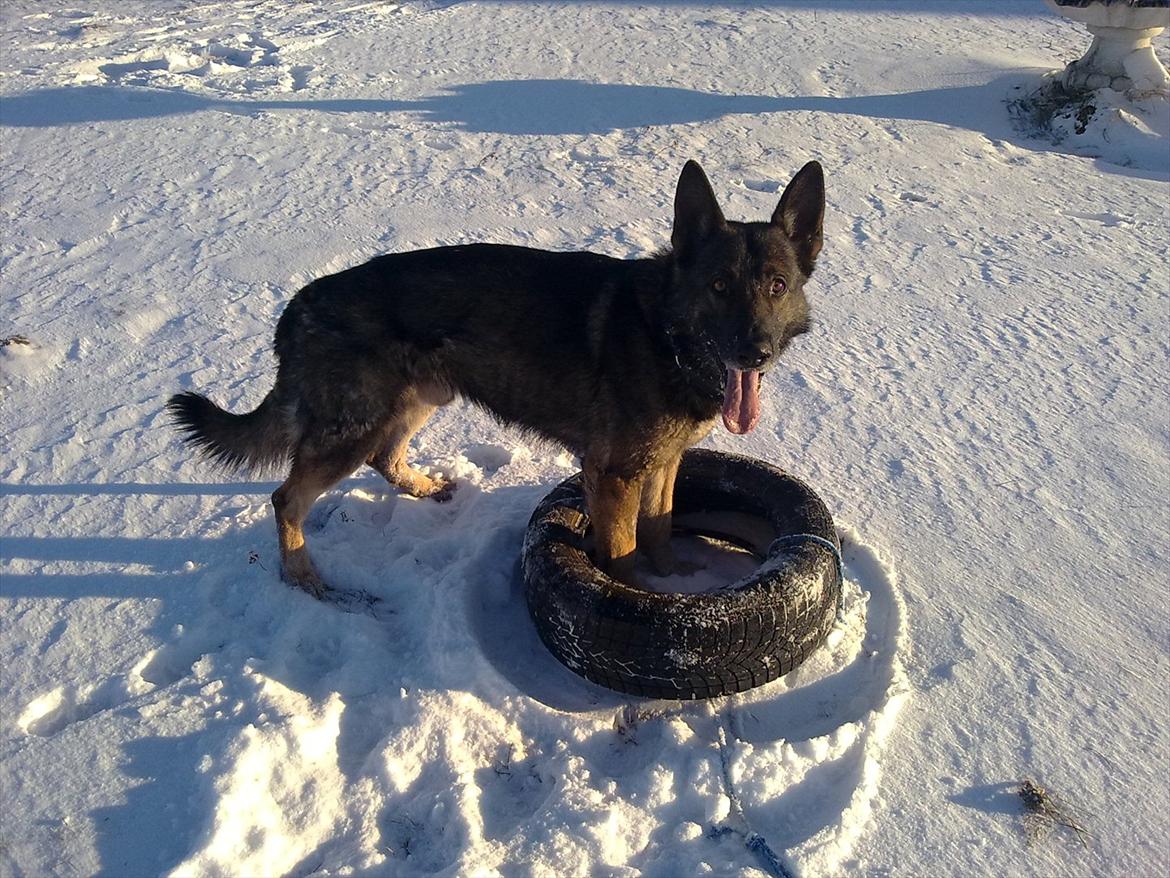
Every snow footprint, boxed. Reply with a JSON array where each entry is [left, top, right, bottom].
[[378, 767, 470, 874], [476, 743, 555, 841], [136, 624, 223, 689], [18, 626, 225, 736], [75, 30, 314, 94], [460, 443, 519, 474], [289, 65, 313, 90], [18, 674, 148, 737]]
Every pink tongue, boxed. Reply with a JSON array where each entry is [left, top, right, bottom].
[[722, 368, 761, 434]]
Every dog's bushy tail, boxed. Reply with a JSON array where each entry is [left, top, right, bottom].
[[167, 389, 292, 473]]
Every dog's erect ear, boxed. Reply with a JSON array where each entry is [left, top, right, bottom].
[[672, 160, 727, 259], [772, 161, 825, 273]]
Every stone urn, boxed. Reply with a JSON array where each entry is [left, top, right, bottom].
[[1045, 0, 1170, 95]]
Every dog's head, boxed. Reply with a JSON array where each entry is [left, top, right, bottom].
[[667, 159, 824, 434]]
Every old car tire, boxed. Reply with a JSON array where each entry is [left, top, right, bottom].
[[522, 448, 842, 700]]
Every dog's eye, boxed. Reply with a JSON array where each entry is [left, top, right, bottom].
[[770, 277, 788, 296], [712, 278, 727, 293]]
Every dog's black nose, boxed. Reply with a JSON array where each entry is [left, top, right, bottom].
[[737, 341, 773, 369]]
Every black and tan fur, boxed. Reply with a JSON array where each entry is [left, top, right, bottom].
[[168, 160, 825, 596]]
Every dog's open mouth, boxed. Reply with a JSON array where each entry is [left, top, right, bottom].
[[722, 368, 761, 434]]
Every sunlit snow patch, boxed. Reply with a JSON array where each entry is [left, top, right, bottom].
[[150, 489, 907, 876], [0, 335, 62, 384]]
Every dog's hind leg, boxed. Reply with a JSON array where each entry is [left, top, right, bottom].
[[272, 440, 374, 597], [366, 392, 453, 501]]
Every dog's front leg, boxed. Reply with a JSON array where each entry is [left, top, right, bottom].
[[638, 456, 682, 576], [583, 460, 642, 584]]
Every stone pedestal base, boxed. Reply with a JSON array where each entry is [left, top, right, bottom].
[[1045, 1, 1170, 96]]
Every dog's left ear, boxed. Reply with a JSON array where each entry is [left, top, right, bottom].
[[772, 161, 825, 274]]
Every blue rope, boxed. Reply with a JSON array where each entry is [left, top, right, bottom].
[[746, 832, 793, 878], [712, 717, 798, 878], [704, 534, 848, 877], [768, 532, 845, 619]]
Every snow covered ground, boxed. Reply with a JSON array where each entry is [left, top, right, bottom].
[[1, 1, 1167, 876]]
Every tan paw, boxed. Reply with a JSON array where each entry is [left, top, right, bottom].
[[644, 544, 678, 577], [280, 552, 328, 599], [396, 467, 456, 502], [422, 475, 456, 503], [645, 544, 706, 578]]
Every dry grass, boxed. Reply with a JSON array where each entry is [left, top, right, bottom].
[[1019, 779, 1090, 847], [1007, 77, 1100, 140]]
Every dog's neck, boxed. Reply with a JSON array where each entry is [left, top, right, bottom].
[[631, 250, 725, 408]]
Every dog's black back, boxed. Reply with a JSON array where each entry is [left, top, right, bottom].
[[273, 244, 722, 458]]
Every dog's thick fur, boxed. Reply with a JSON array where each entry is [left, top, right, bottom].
[[168, 160, 825, 595]]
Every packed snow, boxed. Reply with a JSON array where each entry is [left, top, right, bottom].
[[1, 2, 1167, 876]]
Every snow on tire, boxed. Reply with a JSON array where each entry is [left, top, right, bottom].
[[522, 448, 842, 699]]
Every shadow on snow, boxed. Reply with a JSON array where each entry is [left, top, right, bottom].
[[2, 76, 1161, 179]]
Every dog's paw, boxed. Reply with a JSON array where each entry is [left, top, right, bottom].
[[430, 483, 456, 502], [644, 544, 706, 579], [648, 553, 676, 578], [392, 466, 455, 501], [289, 575, 329, 600], [671, 558, 707, 577], [280, 553, 329, 599], [422, 476, 456, 503]]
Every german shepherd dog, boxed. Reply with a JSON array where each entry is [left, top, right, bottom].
[[168, 160, 824, 596]]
